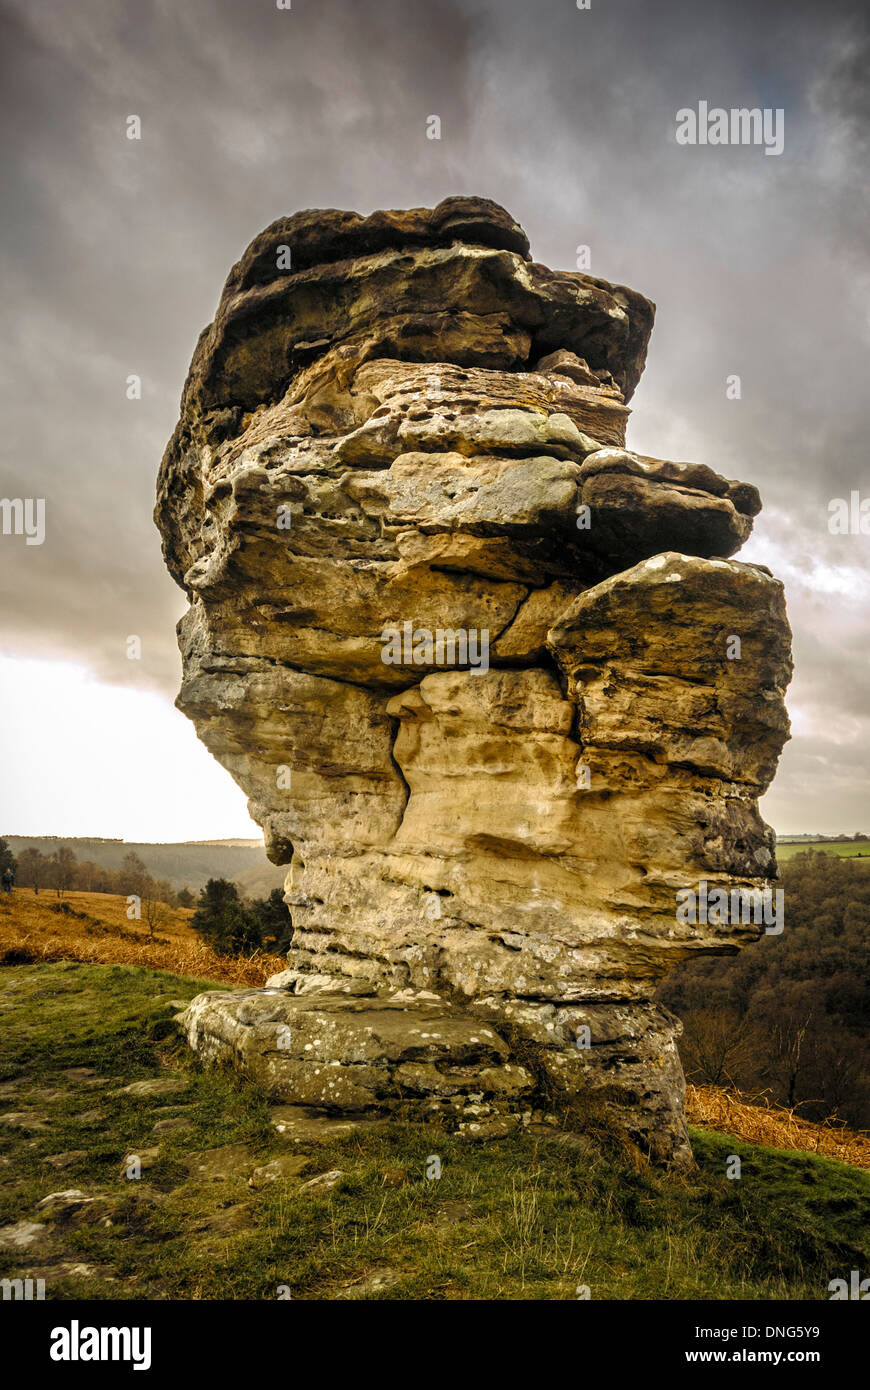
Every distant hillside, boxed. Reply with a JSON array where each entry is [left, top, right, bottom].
[[3, 836, 286, 897], [775, 837, 870, 862], [658, 852, 870, 1131], [777, 832, 868, 842]]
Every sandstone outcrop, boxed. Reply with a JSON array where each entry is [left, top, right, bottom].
[[156, 197, 791, 1164]]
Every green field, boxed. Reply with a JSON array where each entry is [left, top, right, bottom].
[[775, 839, 870, 862], [1, 962, 867, 1301]]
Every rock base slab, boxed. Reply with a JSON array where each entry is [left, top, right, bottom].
[[181, 985, 537, 1135], [181, 983, 694, 1161]]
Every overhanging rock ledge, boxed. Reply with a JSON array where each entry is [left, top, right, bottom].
[[156, 196, 792, 1165]]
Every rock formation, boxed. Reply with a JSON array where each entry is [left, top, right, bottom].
[[156, 197, 792, 1164]]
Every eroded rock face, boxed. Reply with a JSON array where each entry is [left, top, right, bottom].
[[157, 197, 791, 1164], [183, 985, 535, 1136]]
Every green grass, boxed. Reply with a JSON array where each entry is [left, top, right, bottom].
[[0, 962, 867, 1300], [775, 839, 870, 861]]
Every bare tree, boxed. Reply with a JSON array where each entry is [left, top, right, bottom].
[[141, 888, 168, 940], [49, 845, 77, 899], [679, 1008, 753, 1087], [119, 851, 150, 898], [77, 858, 101, 892], [767, 1012, 813, 1108], [18, 847, 48, 895]]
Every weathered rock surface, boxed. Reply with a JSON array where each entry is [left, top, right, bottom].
[[182, 986, 534, 1133], [158, 197, 792, 1164]]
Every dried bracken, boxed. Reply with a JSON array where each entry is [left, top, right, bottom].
[[687, 1084, 870, 1170]]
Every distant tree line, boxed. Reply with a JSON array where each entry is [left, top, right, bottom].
[[4, 840, 183, 908], [3, 837, 286, 901], [1, 839, 290, 951], [1, 838, 291, 952], [658, 852, 870, 1131]]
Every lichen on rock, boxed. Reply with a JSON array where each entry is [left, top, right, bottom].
[[156, 197, 792, 1165]]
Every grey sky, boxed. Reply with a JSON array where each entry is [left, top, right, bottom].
[[1, 0, 868, 835]]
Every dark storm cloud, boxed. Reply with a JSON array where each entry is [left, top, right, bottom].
[[0, 0, 868, 830]]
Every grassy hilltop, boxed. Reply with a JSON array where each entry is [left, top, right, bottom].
[[1, 865, 867, 1302], [0, 960, 868, 1301]]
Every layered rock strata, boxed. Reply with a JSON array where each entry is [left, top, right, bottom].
[[157, 197, 791, 1164]]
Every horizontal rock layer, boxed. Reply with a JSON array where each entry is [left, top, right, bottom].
[[181, 985, 535, 1131]]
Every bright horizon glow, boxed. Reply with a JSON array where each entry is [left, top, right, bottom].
[[0, 654, 261, 842], [0, 652, 856, 844], [0, 651, 863, 841]]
